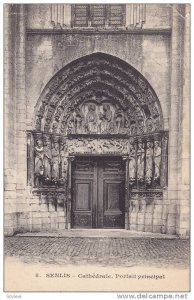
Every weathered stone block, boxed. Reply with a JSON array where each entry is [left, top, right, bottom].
[[41, 211, 50, 218], [144, 216, 152, 226], [153, 225, 162, 233], [40, 204, 49, 212], [58, 222, 66, 230], [153, 218, 162, 226], [41, 217, 50, 224], [130, 224, 137, 231], [49, 203, 56, 212], [166, 226, 176, 235], [30, 203, 40, 212], [167, 214, 176, 227], [4, 226, 15, 236], [137, 224, 144, 231], [31, 224, 41, 232], [57, 216, 65, 223], [144, 225, 152, 232], [137, 213, 144, 224], [57, 211, 65, 217], [50, 222, 58, 230], [42, 223, 51, 230], [130, 214, 137, 224]]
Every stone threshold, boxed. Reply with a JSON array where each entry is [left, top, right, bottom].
[[15, 229, 180, 239]]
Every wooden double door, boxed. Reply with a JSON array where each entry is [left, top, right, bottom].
[[72, 156, 125, 229]]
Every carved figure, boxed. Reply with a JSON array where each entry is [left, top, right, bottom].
[[34, 139, 44, 186], [55, 106, 63, 119], [86, 103, 98, 133], [43, 138, 52, 181], [130, 122, 137, 135], [75, 108, 84, 134], [59, 139, 68, 181], [145, 142, 153, 185], [137, 117, 145, 134], [146, 118, 154, 133], [137, 142, 145, 183], [51, 140, 60, 182], [99, 104, 113, 133], [128, 143, 136, 185], [67, 114, 75, 134], [153, 117, 160, 131], [61, 107, 74, 134], [154, 141, 162, 184], [52, 115, 59, 133], [115, 108, 124, 133], [38, 102, 46, 116]]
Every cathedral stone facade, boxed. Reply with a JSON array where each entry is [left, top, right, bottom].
[[4, 4, 190, 236]]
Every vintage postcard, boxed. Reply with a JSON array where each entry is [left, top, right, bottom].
[[4, 3, 190, 293]]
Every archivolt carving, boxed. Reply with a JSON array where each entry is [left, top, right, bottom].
[[34, 53, 163, 135]]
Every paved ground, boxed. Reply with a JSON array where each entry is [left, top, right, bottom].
[[4, 235, 190, 269]]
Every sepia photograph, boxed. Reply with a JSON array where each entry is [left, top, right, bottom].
[[3, 2, 190, 293]]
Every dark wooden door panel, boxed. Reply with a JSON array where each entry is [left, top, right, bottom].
[[75, 180, 91, 210], [72, 156, 125, 229], [73, 179, 93, 228], [103, 179, 125, 228], [104, 181, 123, 210]]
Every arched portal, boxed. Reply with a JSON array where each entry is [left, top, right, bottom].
[[27, 53, 168, 231], [34, 52, 163, 134]]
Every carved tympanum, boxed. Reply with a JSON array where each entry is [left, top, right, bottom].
[[34, 53, 163, 135]]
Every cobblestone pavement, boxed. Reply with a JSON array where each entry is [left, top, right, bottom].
[[4, 237, 190, 268]]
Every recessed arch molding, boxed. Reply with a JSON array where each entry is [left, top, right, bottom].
[[34, 52, 164, 136]]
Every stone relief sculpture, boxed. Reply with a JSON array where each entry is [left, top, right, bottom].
[[137, 141, 145, 184], [85, 103, 98, 133], [51, 138, 60, 182], [145, 141, 153, 186], [66, 114, 75, 134], [115, 107, 124, 133], [146, 117, 154, 133], [59, 138, 68, 182], [75, 108, 84, 134], [36, 55, 164, 137], [153, 140, 162, 184], [38, 92, 163, 137], [31, 131, 166, 191], [34, 138, 44, 186], [99, 103, 114, 133], [128, 143, 136, 186], [43, 136, 52, 181]]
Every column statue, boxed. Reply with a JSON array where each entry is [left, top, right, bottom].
[[51, 138, 60, 182], [128, 143, 136, 186], [154, 141, 162, 185], [43, 137, 52, 181], [137, 142, 145, 184], [34, 138, 44, 186], [59, 138, 68, 183], [145, 141, 153, 186]]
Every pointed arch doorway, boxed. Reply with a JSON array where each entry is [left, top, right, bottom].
[[27, 52, 168, 231]]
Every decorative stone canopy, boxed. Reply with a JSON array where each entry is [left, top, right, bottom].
[[34, 52, 163, 135]]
